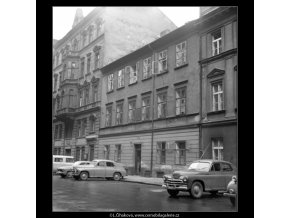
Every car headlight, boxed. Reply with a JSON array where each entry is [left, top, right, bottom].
[[229, 188, 235, 194], [180, 176, 188, 182]]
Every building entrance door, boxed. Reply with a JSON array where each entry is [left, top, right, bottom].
[[134, 144, 141, 175]]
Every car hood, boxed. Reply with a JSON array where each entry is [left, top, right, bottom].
[[171, 169, 207, 178], [57, 166, 73, 170]]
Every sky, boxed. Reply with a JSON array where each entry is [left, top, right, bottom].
[[53, 7, 200, 40]]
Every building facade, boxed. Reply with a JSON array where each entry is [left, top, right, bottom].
[[97, 6, 237, 176], [52, 7, 177, 161]]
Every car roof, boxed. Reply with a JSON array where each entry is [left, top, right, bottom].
[[92, 159, 115, 163], [193, 159, 233, 165], [53, 155, 74, 158]]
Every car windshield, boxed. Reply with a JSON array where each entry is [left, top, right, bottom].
[[188, 162, 211, 172]]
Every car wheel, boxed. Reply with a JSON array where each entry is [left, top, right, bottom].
[[230, 197, 236, 206], [79, 172, 89, 181], [190, 181, 203, 199], [167, 190, 179, 197], [60, 174, 66, 178], [113, 173, 121, 181]]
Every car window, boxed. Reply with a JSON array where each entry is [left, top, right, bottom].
[[106, 162, 115, 167], [54, 158, 63, 162], [79, 162, 86, 165], [66, 158, 74, 163], [98, 161, 106, 167], [213, 163, 221, 171], [221, 163, 233, 171]]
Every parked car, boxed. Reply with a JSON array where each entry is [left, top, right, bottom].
[[52, 155, 74, 174], [56, 161, 96, 178], [224, 175, 237, 206], [73, 159, 127, 181], [162, 159, 236, 198]]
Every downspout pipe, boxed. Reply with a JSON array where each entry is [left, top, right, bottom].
[[199, 31, 203, 159]]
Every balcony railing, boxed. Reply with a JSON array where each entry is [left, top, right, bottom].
[[75, 101, 101, 113], [56, 107, 76, 116]]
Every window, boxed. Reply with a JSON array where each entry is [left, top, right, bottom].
[[60, 91, 65, 109], [105, 106, 112, 127], [98, 161, 106, 167], [81, 146, 85, 160], [157, 142, 166, 164], [175, 142, 186, 165], [81, 58, 85, 77], [59, 73, 62, 84], [106, 162, 115, 167], [158, 50, 168, 73], [79, 91, 83, 107], [54, 125, 59, 139], [157, 92, 167, 118], [54, 158, 63, 162], [128, 100, 136, 123], [54, 76, 58, 91], [141, 96, 150, 121], [93, 84, 98, 102], [128, 64, 138, 84], [88, 27, 93, 43], [82, 119, 87, 136], [176, 41, 187, 67], [82, 32, 87, 48], [94, 52, 100, 69], [84, 88, 90, 105], [63, 64, 67, 80], [175, 87, 186, 115], [77, 120, 81, 137], [116, 103, 123, 125], [104, 145, 110, 160], [87, 55, 91, 73], [115, 144, 121, 162], [212, 30, 222, 56], [212, 138, 223, 160], [56, 97, 60, 110], [212, 82, 224, 111], [143, 57, 152, 79], [221, 162, 233, 171], [73, 39, 78, 51], [66, 157, 74, 163], [212, 163, 221, 171], [89, 116, 95, 132], [107, 74, 114, 92], [58, 124, 63, 139], [117, 69, 125, 88]]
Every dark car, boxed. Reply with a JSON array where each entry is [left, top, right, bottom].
[[224, 175, 237, 206], [162, 159, 236, 198]]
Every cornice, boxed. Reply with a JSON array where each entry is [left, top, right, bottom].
[[199, 48, 237, 65]]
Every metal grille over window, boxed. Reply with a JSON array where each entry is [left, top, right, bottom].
[[176, 41, 186, 67]]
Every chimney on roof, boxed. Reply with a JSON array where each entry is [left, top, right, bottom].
[[72, 8, 84, 29], [160, 29, 171, 37]]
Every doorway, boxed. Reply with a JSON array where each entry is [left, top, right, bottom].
[[134, 144, 141, 175]]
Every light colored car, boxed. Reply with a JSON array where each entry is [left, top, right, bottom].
[[162, 159, 236, 198], [73, 159, 127, 181], [52, 155, 74, 173], [224, 175, 237, 206], [56, 161, 96, 178]]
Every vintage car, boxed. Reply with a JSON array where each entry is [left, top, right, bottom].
[[162, 159, 236, 198], [224, 175, 237, 206], [73, 159, 127, 181], [56, 161, 96, 178], [52, 155, 74, 174]]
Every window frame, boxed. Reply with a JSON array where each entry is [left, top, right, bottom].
[[174, 141, 186, 165], [175, 86, 187, 116], [212, 29, 222, 56], [211, 81, 224, 112], [105, 105, 113, 127], [107, 73, 114, 92], [117, 69, 125, 88], [143, 57, 152, 79], [128, 99, 136, 123], [157, 92, 167, 119], [212, 137, 224, 161], [175, 41, 187, 67], [158, 50, 168, 73], [141, 95, 151, 121], [116, 102, 123, 125]]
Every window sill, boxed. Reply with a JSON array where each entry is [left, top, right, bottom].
[[142, 76, 152, 82], [128, 81, 138, 86], [174, 63, 188, 70], [156, 70, 169, 76], [107, 90, 114, 94], [116, 86, 125, 91], [207, 110, 225, 115]]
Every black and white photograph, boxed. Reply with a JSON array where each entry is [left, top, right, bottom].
[[52, 6, 238, 213]]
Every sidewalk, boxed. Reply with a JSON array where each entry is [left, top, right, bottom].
[[122, 175, 164, 186]]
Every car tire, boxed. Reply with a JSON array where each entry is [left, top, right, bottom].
[[230, 197, 235, 206], [190, 181, 203, 199], [79, 172, 89, 181], [113, 173, 121, 181], [167, 190, 179, 197], [60, 174, 66, 178]]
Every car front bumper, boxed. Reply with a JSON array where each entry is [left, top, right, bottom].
[[56, 171, 66, 175], [223, 192, 236, 198], [162, 183, 188, 191]]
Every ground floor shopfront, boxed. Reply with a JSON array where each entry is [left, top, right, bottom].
[[98, 127, 200, 177]]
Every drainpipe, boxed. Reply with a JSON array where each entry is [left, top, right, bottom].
[[199, 31, 203, 159], [148, 44, 155, 177]]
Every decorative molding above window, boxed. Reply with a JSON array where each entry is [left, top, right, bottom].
[[93, 45, 102, 53], [207, 68, 225, 79], [91, 76, 99, 84], [86, 52, 91, 57], [78, 80, 90, 89]]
